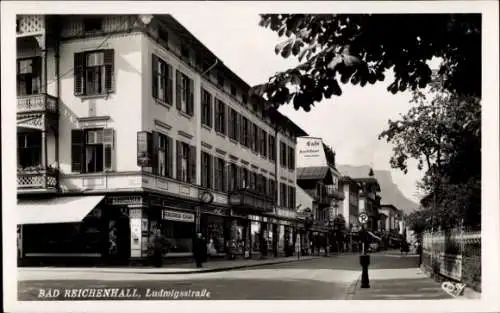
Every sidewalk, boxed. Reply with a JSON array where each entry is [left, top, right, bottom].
[[19, 255, 321, 275], [346, 267, 455, 300]]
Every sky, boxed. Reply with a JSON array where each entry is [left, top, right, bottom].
[[174, 12, 425, 202]]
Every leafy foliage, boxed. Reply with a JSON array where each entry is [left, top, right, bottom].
[[379, 85, 481, 229], [251, 14, 480, 111]]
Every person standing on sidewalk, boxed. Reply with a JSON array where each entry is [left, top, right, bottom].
[[193, 232, 207, 268], [149, 229, 169, 268]]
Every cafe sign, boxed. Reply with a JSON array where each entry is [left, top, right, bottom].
[[162, 210, 195, 223]]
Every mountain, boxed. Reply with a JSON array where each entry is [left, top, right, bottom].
[[337, 164, 419, 215]]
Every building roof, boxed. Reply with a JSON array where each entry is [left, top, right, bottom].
[[353, 177, 381, 192], [159, 15, 308, 137], [296, 167, 333, 184]]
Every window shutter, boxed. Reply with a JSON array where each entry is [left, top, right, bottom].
[[151, 131, 159, 175], [238, 115, 244, 144], [201, 152, 207, 187], [103, 128, 115, 171], [103, 50, 114, 93], [166, 64, 173, 105], [234, 111, 240, 140], [187, 78, 194, 116], [175, 70, 182, 110], [213, 156, 219, 191], [152, 55, 158, 99], [166, 136, 173, 178], [176, 140, 182, 180], [223, 160, 228, 192], [74, 53, 85, 96], [208, 93, 213, 127], [71, 129, 84, 172], [189, 145, 196, 184]]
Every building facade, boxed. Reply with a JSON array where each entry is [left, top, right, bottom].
[[16, 14, 307, 265], [338, 176, 361, 230]]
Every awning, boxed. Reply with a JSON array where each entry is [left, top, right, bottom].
[[368, 231, 382, 241], [296, 166, 333, 184], [18, 196, 104, 225]]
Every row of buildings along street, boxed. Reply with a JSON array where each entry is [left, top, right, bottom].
[[16, 14, 409, 267]]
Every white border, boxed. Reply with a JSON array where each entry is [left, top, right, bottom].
[[2, 1, 499, 313]]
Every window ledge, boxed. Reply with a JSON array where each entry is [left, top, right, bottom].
[[216, 132, 226, 139], [201, 124, 212, 131], [178, 110, 193, 119], [155, 98, 172, 109], [78, 93, 112, 101]]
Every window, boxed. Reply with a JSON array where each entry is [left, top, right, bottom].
[[268, 135, 276, 162], [17, 57, 41, 96], [83, 17, 103, 32], [214, 99, 226, 134], [240, 116, 249, 147], [252, 124, 259, 153], [153, 132, 173, 178], [71, 128, 114, 173], [176, 71, 194, 115], [230, 85, 237, 96], [176, 141, 196, 184], [16, 17, 20, 33], [17, 132, 41, 169], [262, 176, 268, 196], [260, 130, 267, 158], [249, 171, 257, 191], [228, 163, 239, 192], [269, 179, 276, 200], [248, 122, 255, 150], [201, 151, 212, 188], [242, 94, 248, 104], [240, 167, 249, 189], [280, 183, 287, 207], [201, 89, 212, 127], [280, 141, 287, 167], [228, 108, 239, 140], [217, 74, 224, 88], [74, 50, 114, 96], [181, 44, 190, 64], [152, 55, 173, 104], [287, 146, 295, 170], [214, 157, 226, 192], [288, 186, 296, 209]]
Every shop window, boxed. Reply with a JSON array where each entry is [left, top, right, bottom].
[[201, 88, 213, 128], [214, 99, 226, 134], [204, 216, 226, 254], [251, 221, 261, 253], [152, 54, 173, 105], [175, 70, 194, 115], [17, 132, 41, 169], [71, 128, 114, 173], [161, 220, 194, 253], [74, 49, 114, 96], [17, 57, 41, 96]]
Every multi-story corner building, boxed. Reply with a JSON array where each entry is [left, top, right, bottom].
[[16, 14, 307, 265], [295, 137, 344, 253]]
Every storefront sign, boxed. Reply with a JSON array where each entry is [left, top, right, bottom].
[[162, 210, 195, 223], [276, 208, 296, 219], [296, 137, 327, 167], [249, 215, 261, 222], [203, 207, 228, 216], [230, 210, 248, 219], [129, 208, 142, 219], [109, 196, 143, 207]]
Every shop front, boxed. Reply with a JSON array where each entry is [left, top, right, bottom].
[[199, 206, 231, 256], [17, 194, 139, 266], [230, 209, 251, 258]]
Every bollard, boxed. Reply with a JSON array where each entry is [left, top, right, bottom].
[[359, 254, 371, 288]]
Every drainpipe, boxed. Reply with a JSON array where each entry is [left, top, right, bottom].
[[201, 58, 218, 77], [55, 17, 61, 190]]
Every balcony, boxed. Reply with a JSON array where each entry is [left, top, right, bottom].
[[17, 166, 58, 191], [325, 185, 345, 201], [16, 15, 45, 38], [17, 94, 58, 114], [229, 188, 274, 213]]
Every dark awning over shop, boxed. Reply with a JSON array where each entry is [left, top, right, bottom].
[[17, 196, 104, 225], [296, 166, 333, 184]]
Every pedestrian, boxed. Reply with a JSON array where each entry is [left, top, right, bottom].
[[149, 228, 169, 268], [416, 240, 423, 266], [193, 232, 207, 268]]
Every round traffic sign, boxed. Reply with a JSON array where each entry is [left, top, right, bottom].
[[358, 212, 369, 224]]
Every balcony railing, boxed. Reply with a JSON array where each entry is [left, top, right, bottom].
[[17, 167, 58, 190], [325, 185, 345, 201], [16, 15, 45, 36], [17, 94, 58, 114], [229, 188, 274, 213]]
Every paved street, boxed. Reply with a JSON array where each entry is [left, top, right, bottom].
[[18, 252, 451, 300]]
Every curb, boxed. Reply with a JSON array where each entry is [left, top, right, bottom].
[[135, 256, 321, 275], [344, 274, 361, 300]]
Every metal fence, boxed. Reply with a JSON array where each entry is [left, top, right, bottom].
[[422, 228, 481, 291]]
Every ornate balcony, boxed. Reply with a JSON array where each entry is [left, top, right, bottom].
[[17, 166, 58, 191], [17, 94, 58, 114], [229, 188, 274, 213], [16, 15, 45, 37], [325, 185, 345, 201]]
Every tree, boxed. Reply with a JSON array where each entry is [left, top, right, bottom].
[[379, 86, 481, 229], [251, 14, 481, 111]]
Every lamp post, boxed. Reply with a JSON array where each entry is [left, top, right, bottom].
[[358, 213, 371, 289]]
